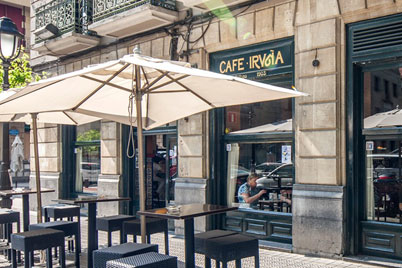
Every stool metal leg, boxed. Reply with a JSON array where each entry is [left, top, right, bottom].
[[215, 260, 220, 268], [254, 254, 259, 268], [222, 262, 228, 268], [26, 250, 31, 268], [59, 244, 66, 268], [75, 232, 80, 267], [46, 248, 53, 268], [164, 227, 169, 255], [133, 235, 136, 243], [11, 249, 17, 268], [147, 234, 151, 244], [235, 259, 241, 268], [204, 256, 211, 268], [120, 230, 124, 244]]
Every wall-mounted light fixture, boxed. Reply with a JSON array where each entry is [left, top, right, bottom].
[[34, 23, 60, 40], [312, 48, 320, 67]]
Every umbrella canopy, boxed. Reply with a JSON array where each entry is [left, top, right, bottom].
[[0, 52, 306, 240], [230, 119, 292, 134], [0, 53, 305, 129], [363, 108, 402, 128]]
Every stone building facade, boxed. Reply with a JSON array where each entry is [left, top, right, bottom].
[[28, 0, 402, 262]]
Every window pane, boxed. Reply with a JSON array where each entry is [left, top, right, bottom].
[[227, 142, 293, 212]]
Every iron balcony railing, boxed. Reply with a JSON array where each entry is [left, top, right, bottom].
[[35, 0, 93, 43], [92, 0, 177, 23]]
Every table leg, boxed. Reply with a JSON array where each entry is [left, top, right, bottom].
[[22, 195, 29, 231], [184, 218, 195, 268], [87, 203, 98, 268]]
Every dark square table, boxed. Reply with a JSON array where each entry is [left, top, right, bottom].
[[137, 203, 237, 268], [0, 188, 55, 231], [55, 196, 130, 268]]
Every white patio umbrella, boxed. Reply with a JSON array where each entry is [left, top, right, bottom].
[[230, 119, 292, 134], [0, 51, 306, 239], [0, 89, 100, 222], [363, 108, 402, 128]]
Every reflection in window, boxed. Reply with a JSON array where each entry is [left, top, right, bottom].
[[364, 67, 402, 223], [76, 121, 101, 194], [227, 142, 293, 212]]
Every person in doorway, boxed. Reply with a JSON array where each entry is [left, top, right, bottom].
[[153, 156, 166, 201], [238, 173, 267, 208]]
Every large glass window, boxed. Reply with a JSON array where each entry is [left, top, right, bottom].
[[363, 67, 402, 223], [226, 141, 293, 211], [75, 121, 101, 194]]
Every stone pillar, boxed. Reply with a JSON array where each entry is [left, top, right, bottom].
[[175, 113, 208, 235], [293, 0, 345, 257], [29, 123, 61, 211], [97, 121, 121, 216]]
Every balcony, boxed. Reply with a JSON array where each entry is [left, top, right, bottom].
[[88, 0, 179, 38], [181, 0, 249, 11], [33, 0, 100, 56]]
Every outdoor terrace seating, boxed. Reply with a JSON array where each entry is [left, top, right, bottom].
[[29, 221, 80, 267], [123, 217, 169, 254], [204, 233, 259, 268], [97, 215, 136, 247], [0, 209, 20, 260], [93, 242, 158, 268], [10, 228, 66, 268], [106, 252, 177, 268]]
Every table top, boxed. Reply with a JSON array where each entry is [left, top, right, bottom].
[[258, 199, 284, 204], [55, 196, 130, 204], [137, 203, 237, 220], [0, 188, 55, 197]]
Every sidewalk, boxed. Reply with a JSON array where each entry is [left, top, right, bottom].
[[0, 197, 396, 268]]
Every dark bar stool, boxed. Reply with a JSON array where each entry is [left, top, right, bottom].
[[204, 233, 259, 268], [106, 252, 177, 268], [43, 204, 81, 252], [0, 209, 20, 260], [11, 228, 66, 268], [97, 215, 136, 247], [194, 229, 237, 268], [93, 242, 158, 268], [123, 217, 169, 254], [29, 221, 80, 267]]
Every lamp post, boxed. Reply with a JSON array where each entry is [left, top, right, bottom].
[[0, 17, 23, 208]]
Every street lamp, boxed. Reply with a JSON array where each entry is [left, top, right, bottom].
[[0, 17, 23, 208]]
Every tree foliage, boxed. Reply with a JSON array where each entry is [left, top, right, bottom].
[[0, 49, 46, 91]]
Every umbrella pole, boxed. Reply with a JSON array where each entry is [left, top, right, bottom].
[[135, 65, 147, 243], [32, 113, 42, 223]]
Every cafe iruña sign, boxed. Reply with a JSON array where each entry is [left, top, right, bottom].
[[210, 39, 293, 81]]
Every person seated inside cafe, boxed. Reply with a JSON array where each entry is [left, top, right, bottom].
[[238, 173, 267, 208]]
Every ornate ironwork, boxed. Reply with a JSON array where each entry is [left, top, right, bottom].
[[35, 0, 92, 43], [92, 0, 177, 23]]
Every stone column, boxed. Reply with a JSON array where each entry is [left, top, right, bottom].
[[97, 121, 121, 216], [29, 123, 61, 211], [175, 113, 208, 235], [293, 0, 345, 257]]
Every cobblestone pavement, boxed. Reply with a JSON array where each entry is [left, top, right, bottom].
[[0, 198, 389, 267]]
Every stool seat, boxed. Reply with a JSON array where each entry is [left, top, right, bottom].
[[194, 230, 237, 254], [97, 215, 136, 246], [11, 229, 66, 268], [93, 242, 158, 268], [106, 252, 177, 268], [44, 205, 80, 220], [205, 234, 259, 268], [29, 221, 79, 237], [29, 221, 80, 267], [0, 210, 19, 224], [123, 217, 169, 254]]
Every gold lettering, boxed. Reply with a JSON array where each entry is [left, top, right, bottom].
[[238, 58, 244, 71], [227, 60, 233, 72], [253, 55, 260, 69], [219, 61, 226, 73], [275, 51, 284, 65]]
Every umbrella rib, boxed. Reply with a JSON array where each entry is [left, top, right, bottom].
[[80, 75, 132, 93], [145, 73, 189, 93], [140, 66, 150, 87], [147, 90, 188, 94], [72, 64, 131, 110], [165, 73, 215, 108], [141, 71, 169, 93], [62, 111, 78, 125]]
